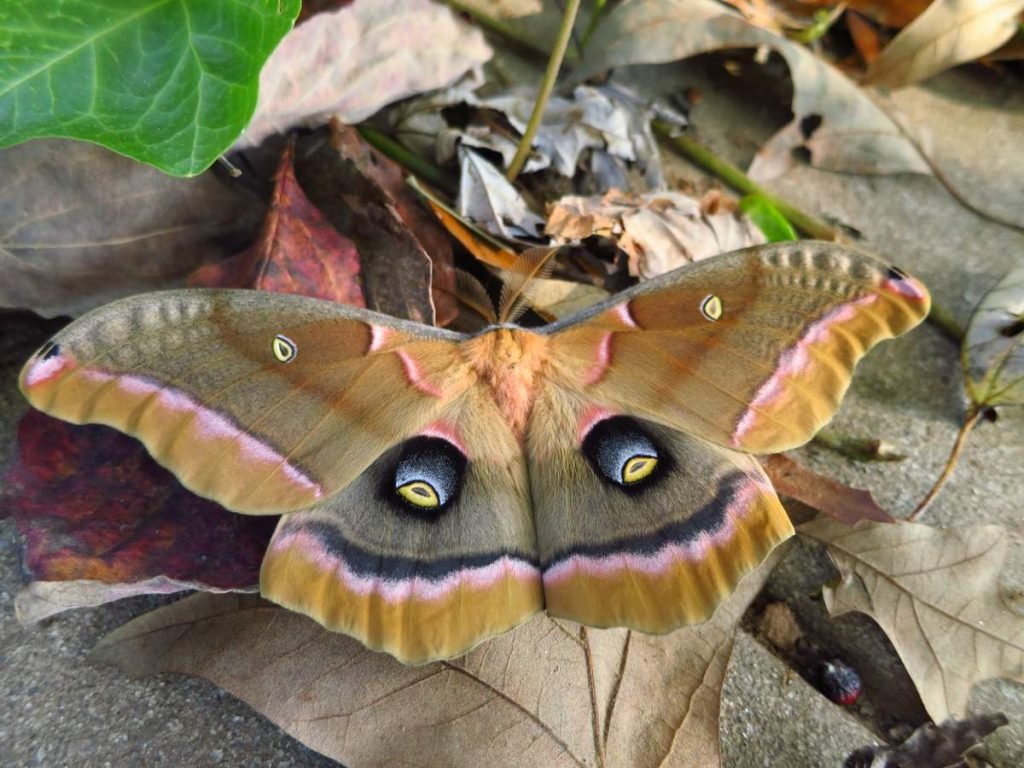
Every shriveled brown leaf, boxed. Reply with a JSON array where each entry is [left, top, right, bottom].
[[237, 0, 491, 148], [93, 552, 780, 767], [0, 140, 260, 318], [574, 0, 930, 179], [546, 190, 764, 278], [292, 132, 440, 324], [800, 519, 1024, 721], [762, 454, 896, 524], [864, 0, 1024, 88], [844, 712, 1008, 768], [329, 123, 457, 325]]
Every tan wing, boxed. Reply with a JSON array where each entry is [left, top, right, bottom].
[[20, 289, 471, 513], [527, 385, 792, 631], [543, 242, 930, 453], [261, 384, 543, 664]]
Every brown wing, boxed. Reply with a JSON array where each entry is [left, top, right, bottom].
[[542, 242, 930, 454], [20, 289, 471, 513]]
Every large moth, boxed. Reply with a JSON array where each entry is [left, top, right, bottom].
[[19, 242, 930, 663]]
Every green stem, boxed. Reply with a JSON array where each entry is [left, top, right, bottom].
[[580, 0, 608, 51], [652, 121, 838, 240], [506, 0, 582, 181], [357, 126, 455, 195]]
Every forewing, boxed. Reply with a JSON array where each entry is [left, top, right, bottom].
[[544, 242, 930, 453], [261, 386, 543, 664], [19, 289, 470, 514]]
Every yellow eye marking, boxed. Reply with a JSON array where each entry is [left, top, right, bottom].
[[397, 481, 440, 508], [700, 294, 723, 322], [272, 334, 297, 363], [622, 455, 658, 485]]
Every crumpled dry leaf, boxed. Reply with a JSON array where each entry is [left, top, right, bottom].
[[390, 83, 667, 189], [962, 266, 1024, 409], [574, 0, 931, 180], [0, 139, 261, 318], [458, 146, 545, 239], [546, 189, 764, 278], [800, 518, 1024, 721], [761, 454, 896, 524], [237, 0, 491, 149], [844, 711, 1008, 768], [93, 552, 780, 768], [864, 0, 1024, 88]]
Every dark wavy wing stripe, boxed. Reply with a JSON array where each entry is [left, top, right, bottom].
[[274, 518, 539, 581], [540, 471, 748, 568]]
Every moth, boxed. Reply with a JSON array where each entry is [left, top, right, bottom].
[[19, 242, 930, 664]]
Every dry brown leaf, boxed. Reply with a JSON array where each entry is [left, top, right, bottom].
[[237, 0, 491, 148], [864, 0, 1024, 88], [0, 140, 260, 318], [574, 0, 930, 179], [14, 577, 255, 625], [799, 518, 1024, 721], [761, 454, 896, 524], [93, 553, 780, 767], [525, 278, 610, 320], [546, 190, 764, 278]]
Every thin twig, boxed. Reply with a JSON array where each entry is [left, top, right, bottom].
[[908, 407, 982, 522], [357, 125, 455, 194], [506, 0, 581, 181]]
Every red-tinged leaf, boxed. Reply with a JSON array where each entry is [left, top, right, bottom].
[[761, 454, 896, 524], [1, 409, 271, 595], [189, 142, 365, 307]]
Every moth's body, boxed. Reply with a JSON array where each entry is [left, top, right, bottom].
[[20, 242, 930, 663]]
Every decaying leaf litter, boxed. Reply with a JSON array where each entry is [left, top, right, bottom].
[[0, 1, 1019, 768]]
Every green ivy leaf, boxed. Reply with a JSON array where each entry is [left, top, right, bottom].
[[0, 0, 300, 177], [739, 193, 797, 243]]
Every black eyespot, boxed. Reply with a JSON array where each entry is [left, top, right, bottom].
[[386, 436, 467, 519], [39, 341, 60, 360], [886, 265, 909, 281], [581, 417, 668, 493]]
